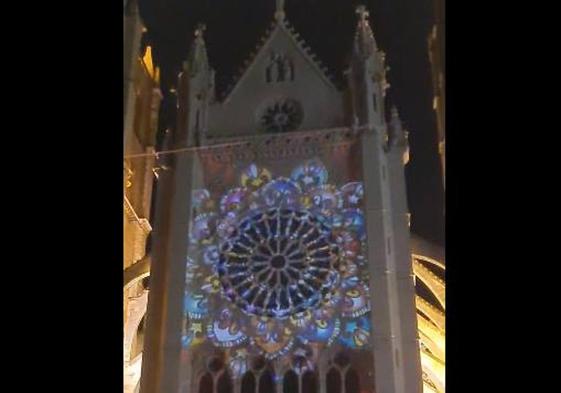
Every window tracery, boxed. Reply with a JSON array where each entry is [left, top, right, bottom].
[[259, 99, 304, 133], [183, 158, 372, 391]]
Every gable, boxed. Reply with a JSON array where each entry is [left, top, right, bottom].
[[207, 23, 346, 139]]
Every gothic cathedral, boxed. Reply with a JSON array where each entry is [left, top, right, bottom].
[[132, 4, 443, 393]]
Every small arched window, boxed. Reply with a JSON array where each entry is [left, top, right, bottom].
[[283, 370, 298, 393], [241, 371, 256, 393], [217, 371, 233, 393], [302, 371, 317, 393], [345, 368, 360, 393], [259, 370, 274, 393], [198, 372, 213, 393], [326, 368, 342, 393]]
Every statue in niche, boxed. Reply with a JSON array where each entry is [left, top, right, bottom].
[[266, 52, 294, 82], [284, 55, 295, 81]]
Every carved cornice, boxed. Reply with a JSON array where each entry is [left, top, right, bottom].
[[199, 126, 366, 163]]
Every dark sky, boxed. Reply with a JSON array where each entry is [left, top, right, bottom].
[[137, 0, 444, 246]]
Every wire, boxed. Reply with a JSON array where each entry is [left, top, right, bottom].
[[124, 124, 373, 160]]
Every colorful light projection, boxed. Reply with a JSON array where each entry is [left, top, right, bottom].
[[183, 159, 371, 375]]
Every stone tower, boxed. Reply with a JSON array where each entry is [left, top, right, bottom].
[[123, 1, 162, 393], [140, 4, 422, 393], [428, 0, 445, 187]]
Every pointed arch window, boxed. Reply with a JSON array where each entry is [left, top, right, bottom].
[[280, 369, 319, 393], [197, 357, 233, 393], [217, 371, 233, 393], [302, 371, 318, 393], [239, 368, 275, 393], [326, 352, 363, 393], [241, 372, 256, 393], [259, 370, 274, 393], [344, 368, 360, 393], [198, 372, 213, 393], [283, 370, 298, 393], [326, 368, 342, 393]]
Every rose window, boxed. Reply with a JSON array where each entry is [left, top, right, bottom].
[[260, 99, 303, 133], [218, 208, 341, 319], [183, 159, 372, 363]]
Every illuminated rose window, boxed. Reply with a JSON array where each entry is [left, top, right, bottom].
[[183, 159, 372, 362], [218, 208, 342, 319], [260, 99, 303, 133]]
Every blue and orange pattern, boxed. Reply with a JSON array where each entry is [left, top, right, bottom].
[[183, 159, 371, 375]]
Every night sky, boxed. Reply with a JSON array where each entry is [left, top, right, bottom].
[[137, 0, 444, 246]]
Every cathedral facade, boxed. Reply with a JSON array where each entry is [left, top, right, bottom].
[[124, 3, 444, 393]]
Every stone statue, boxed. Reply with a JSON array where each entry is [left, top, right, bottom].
[[266, 52, 294, 82]]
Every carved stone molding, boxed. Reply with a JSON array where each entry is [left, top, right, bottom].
[[199, 126, 365, 164]]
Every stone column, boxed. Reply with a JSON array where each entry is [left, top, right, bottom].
[[232, 377, 242, 393], [360, 124, 422, 393], [139, 149, 196, 393], [273, 361, 283, 393], [124, 1, 143, 140], [318, 350, 328, 393], [387, 147, 422, 393], [361, 128, 395, 393]]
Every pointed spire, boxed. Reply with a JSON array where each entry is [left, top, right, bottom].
[[391, 106, 400, 121], [185, 23, 209, 76], [354, 4, 378, 58], [389, 106, 407, 147], [141, 45, 159, 81], [195, 22, 206, 38], [356, 4, 369, 23], [390, 106, 402, 134], [275, 0, 286, 22]]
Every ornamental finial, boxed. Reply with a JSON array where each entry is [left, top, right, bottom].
[[275, 0, 286, 21], [356, 4, 369, 22], [194, 23, 206, 38]]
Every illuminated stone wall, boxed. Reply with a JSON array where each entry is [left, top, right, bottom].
[[123, 2, 161, 393], [132, 4, 443, 393], [179, 134, 375, 392]]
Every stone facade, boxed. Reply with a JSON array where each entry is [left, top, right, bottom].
[[125, 3, 444, 393], [123, 2, 161, 393], [139, 4, 425, 393]]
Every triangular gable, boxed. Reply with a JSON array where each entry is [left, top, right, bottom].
[[207, 17, 346, 139], [223, 19, 337, 102]]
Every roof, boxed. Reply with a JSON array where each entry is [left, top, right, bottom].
[[220, 15, 337, 101]]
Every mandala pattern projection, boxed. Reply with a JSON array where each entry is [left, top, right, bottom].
[[182, 158, 371, 374], [219, 208, 342, 319]]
